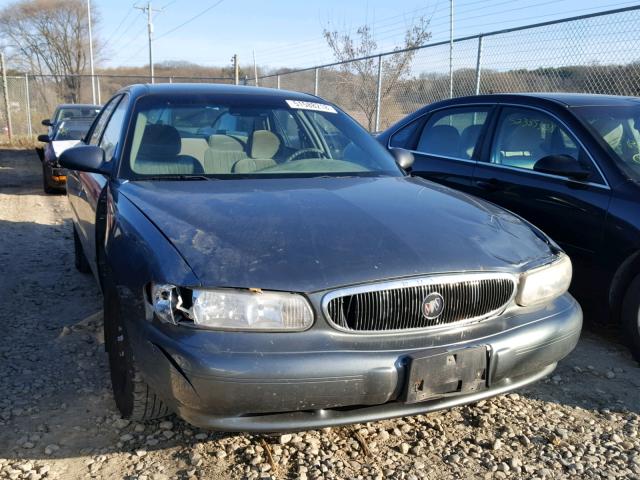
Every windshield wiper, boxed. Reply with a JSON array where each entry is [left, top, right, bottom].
[[137, 174, 214, 181]]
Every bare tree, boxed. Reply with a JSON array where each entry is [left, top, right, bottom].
[[323, 19, 431, 130], [0, 0, 100, 103]]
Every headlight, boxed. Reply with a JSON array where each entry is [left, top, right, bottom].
[[151, 285, 314, 331], [516, 254, 572, 306]]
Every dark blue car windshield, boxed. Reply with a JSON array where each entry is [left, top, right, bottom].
[[120, 94, 402, 179]]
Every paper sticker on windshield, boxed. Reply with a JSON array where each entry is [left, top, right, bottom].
[[286, 100, 337, 114]]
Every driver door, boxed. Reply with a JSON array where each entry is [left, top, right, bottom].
[[471, 105, 612, 297]]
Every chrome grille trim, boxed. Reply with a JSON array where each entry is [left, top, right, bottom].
[[322, 273, 518, 334]]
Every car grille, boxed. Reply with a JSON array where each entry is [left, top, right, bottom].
[[324, 274, 516, 332]]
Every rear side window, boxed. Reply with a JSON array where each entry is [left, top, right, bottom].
[[416, 107, 490, 159]]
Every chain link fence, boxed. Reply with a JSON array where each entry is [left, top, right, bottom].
[[253, 5, 640, 132], [0, 74, 234, 139]]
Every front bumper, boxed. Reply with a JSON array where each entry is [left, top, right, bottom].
[[130, 293, 582, 432]]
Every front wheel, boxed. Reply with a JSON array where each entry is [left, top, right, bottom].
[[42, 163, 56, 194], [621, 273, 640, 363], [104, 282, 171, 421]]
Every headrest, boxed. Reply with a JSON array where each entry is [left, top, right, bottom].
[[138, 124, 181, 158], [418, 125, 460, 155], [208, 134, 244, 151], [249, 130, 280, 159]]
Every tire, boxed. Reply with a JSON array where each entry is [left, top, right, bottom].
[[42, 163, 56, 194], [73, 225, 92, 274], [621, 273, 640, 363], [104, 282, 171, 421]]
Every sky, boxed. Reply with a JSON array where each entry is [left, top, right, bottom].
[[1, 0, 636, 70]]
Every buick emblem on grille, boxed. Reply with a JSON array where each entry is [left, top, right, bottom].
[[422, 292, 445, 320]]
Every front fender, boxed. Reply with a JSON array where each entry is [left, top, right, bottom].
[[105, 186, 200, 317]]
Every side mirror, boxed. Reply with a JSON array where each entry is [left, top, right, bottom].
[[390, 148, 415, 170], [37, 134, 51, 143], [59, 145, 111, 175], [534, 154, 590, 181], [41, 119, 52, 127]]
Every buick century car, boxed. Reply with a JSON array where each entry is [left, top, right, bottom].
[[60, 84, 581, 431]]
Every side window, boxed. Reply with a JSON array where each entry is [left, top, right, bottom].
[[88, 96, 122, 145], [416, 107, 490, 159], [99, 96, 129, 161], [389, 119, 421, 149], [490, 107, 580, 171]]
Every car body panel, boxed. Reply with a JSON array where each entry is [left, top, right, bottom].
[[118, 175, 554, 293], [378, 93, 640, 320]]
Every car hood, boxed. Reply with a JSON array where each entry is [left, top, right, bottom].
[[52, 140, 81, 158], [119, 176, 555, 292]]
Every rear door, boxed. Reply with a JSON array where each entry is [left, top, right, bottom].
[[471, 105, 612, 298], [388, 105, 493, 192]]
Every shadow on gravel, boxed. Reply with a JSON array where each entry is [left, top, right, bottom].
[[0, 148, 48, 196]]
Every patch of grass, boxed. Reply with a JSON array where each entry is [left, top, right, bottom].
[[0, 135, 41, 149]]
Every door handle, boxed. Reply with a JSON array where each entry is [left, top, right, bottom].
[[475, 178, 502, 191]]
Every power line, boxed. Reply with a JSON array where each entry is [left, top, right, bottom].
[[154, 0, 225, 40], [103, 3, 135, 46]]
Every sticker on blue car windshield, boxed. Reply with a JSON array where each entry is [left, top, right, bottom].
[[286, 100, 337, 114]]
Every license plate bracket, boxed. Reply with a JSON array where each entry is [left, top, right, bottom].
[[404, 346, 488, 404]]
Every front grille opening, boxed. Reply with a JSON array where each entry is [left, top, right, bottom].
[[326, 277, 515, 332]]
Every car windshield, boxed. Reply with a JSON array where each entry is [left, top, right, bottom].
[[53, 118, 93, 141], [121, 94, 402, 179], [54, 106, 101, 123], [572, 104, 640, 181]]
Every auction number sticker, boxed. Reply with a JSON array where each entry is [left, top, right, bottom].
[[286, 100, 337, 114]]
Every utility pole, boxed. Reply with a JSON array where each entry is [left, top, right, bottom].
[[449, 0, 454, 99], [87, 0, 96, 104], [0, 52, 12, 141], [231, 54, 239, 85], [135, 2, 161, 83]]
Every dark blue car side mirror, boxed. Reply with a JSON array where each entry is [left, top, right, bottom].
[[59, 145, 111, 175], [391, 148, 415, 171]]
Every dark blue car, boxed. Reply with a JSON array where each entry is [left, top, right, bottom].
[[60, 84, 581, 431], [378, 93, 640, 361]]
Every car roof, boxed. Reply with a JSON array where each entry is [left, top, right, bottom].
[[56, 104, 101, 109], [116, 83, 326, 103], [445, 92, 640, 107]]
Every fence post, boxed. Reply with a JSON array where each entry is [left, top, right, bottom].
[[1, 53, 12, 141], [277, 75, 281, 89], [96, 75, 101, 104], [475, 35, 483, 95], [169, 76, 173, 84], [24, 74, 32, 137], [374, 55, 382, 133], [314, 68, 319, 96]]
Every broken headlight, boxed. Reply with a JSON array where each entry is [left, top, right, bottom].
[[516, 253, 572, 307], [150, 284, 314, 331]]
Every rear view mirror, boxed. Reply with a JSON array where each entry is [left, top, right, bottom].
[[59, 145, 111, 175], [534, 154, 590, 181], [37, 134, 51, 143], [41, 119, 52, 127], [391, 148, 415, 170]]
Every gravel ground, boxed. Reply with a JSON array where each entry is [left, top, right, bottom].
[[1, 148, 640, 480]]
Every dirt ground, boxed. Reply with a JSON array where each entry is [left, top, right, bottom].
[[0, 148, 639, 480]]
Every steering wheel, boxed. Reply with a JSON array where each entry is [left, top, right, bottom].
[[286, 148, 328, 162]]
